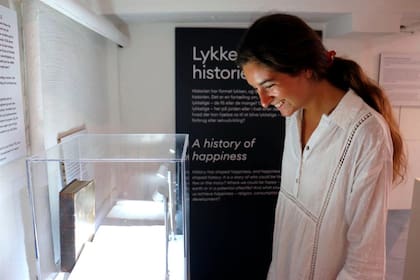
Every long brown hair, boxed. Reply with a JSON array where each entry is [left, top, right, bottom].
[[237, 13, 406, 183]]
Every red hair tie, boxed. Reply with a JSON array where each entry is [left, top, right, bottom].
[[327, 50, 336, 65]]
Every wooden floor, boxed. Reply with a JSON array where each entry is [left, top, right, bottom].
[[387, 209, 411, 280]]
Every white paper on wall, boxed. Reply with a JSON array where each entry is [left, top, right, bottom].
[[379, 52, 420, 106], [0, 5, 26, 165], [57, 126, 88, 185]]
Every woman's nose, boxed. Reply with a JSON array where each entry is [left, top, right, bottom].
[[258, 89, 273, 108]]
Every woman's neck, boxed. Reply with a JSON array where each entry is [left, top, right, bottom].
[[301, 81, 346, 148]]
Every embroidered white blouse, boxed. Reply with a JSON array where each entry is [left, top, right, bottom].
[[267, 89, 392, 280]]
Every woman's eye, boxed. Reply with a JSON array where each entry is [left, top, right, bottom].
[[265, 84, 274, 89]]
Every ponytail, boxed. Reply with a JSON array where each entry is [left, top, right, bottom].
[[327, 57, 407, 184]]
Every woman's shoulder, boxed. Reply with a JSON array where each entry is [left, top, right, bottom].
[[329, 89, 387, 133], [341, 90, 389, 132], [348, 97, 393, 154]]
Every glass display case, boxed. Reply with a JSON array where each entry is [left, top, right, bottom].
[[26, 134, 189, 280]]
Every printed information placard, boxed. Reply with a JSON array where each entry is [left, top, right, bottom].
[[379, 52, 420, 106], [0, 5, 26, 165], [176, 27, 285, 280]]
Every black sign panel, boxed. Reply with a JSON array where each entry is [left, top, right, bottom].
[[176, 27, 285, 280]]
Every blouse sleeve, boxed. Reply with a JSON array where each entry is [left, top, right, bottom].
[[337, 121, 393, 280]]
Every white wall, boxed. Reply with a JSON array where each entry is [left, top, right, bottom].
[[119, 22, 420, 209], [24, 0, 121, 153], [0, 160, 32, 279], [0, 0, 121, 279], [118, 23, 175, 133], [0, 1, 33, 279]]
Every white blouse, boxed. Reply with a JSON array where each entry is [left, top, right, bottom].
[[267, 90, 392, 280]]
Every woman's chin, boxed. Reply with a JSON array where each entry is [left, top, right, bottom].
[[277, 107, 296, 117]]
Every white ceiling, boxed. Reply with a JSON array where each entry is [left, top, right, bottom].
[[81, 0, 420, 37]]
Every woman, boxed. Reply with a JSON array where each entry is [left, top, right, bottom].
[[236, 13, 406, 279]]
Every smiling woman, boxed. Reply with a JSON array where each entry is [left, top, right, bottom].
[[236, 13, 407, 280], [242, 61, 318, 116]]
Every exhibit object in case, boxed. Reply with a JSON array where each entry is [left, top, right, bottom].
[[59, 179, 95, 272], [26, 134, 189, 280]]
